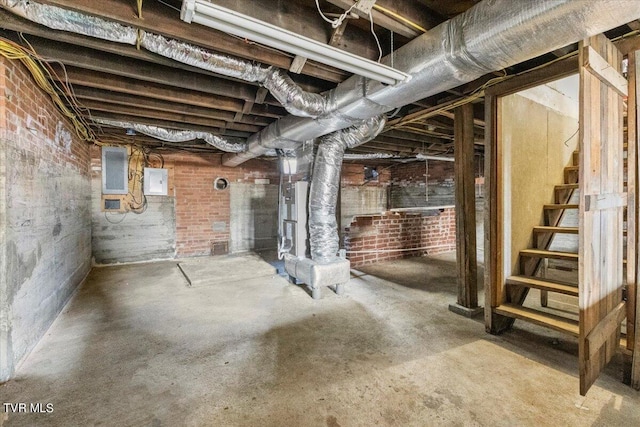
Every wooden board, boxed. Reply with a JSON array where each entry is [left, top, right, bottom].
[[454, 103, 478, 309], [631, 50, 640, 390], [578, 34, 627, 396]]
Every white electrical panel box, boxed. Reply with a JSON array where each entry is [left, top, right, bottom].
[[144, 168, 168, 196]]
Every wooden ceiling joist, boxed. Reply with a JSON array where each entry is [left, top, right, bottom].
[[37, 0, 348, 82]]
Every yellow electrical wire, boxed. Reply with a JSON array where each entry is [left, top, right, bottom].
[[0, 37, 95, 141]]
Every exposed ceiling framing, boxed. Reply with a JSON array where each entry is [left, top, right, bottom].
[[1, 0, 639, 158]]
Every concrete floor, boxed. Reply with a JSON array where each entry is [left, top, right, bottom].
[[1, 253, 638, 426]]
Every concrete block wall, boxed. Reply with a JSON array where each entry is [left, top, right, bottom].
[[0, 57, 92, 381], [90, 145, 178, 264], [344, 209, 456, 267], [91, 149, 279, 261]]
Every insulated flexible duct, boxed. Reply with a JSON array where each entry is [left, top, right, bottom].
[[0, 0, 331, 119], [94, 118, 246, 152], [223, 0, 640, 166], [309, 115, 385, 263]]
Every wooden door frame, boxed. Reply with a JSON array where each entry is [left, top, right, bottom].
[[484, 40, 640, 391], [484, 56, 579, 333], [629, 50, 640, 390]]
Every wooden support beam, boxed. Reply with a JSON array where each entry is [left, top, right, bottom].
[[91, 112, 227, 135], [628, 20, 640, 31], [631, 50, 640, 390], [452, 103, 478, 311], [585, 301, 626, 362], [551, 44, 578, 58], [51, 66, 284, 118], [289, 56, 307, 74], [325, 0, 441, 39], [254, 88, 269, 104], [81, 99, 261, 133], [71, 86, 273, 126], [583, 46, 628, 96], [7, 32, 287, 105], [241, 100, 254, 114], [329, 20, 349, 46], [437, 110, 485, 128]]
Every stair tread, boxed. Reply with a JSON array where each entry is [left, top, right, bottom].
[[533, 226, 579, 234], [506, 275, 578, 296], [519, 248, 578, 261], [494, 303, 579, 337], [544, 204, 579, 209], [555, 183, 579, 190]]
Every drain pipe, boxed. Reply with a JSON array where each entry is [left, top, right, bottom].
[[222, 0, 640, 166], [284, 116, 385, 299]]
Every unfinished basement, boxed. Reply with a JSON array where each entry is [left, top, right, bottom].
[[1, 0, 640, 425]]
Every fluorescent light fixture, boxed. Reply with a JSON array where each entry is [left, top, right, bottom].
[[180, 0, 409, 85]]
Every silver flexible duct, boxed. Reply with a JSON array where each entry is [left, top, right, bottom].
[[0, 0, 330, 118], [261, 68, 331, 118], [139, 32, 269, 82], [94, 118, 246, 152], [223, 0, 640, 166], [309, 115, 385, 263], [2, 0, 137, 43]]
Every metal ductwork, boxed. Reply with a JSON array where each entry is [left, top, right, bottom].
[[283, 115, 385, 299], [223, 0, 640, 166], [309, 116, 385, 263], [0, 0, 332, 119], [93, 118, 247, 152]]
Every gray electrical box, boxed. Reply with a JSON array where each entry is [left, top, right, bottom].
[[102, 146, 128, 195], [144, 168, 168, 196], [281, 181, 309, 258]]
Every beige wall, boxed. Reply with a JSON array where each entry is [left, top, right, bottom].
[[501, 76, 579, 276]]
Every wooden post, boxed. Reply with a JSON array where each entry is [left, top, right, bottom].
[[631, 50, 640, 390], [449, 103, 481, 317]]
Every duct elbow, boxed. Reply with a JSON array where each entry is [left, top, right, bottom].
[[261, 68, 331, 118]]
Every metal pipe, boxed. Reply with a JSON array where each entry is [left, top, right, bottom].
[[223, 0, 640, 166]]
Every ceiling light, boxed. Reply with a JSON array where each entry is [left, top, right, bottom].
[[180, 0, 409, 85]]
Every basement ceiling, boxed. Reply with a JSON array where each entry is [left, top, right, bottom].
[[0, 0, 637, 157]]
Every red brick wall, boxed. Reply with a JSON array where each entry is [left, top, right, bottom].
[[159, 153, 278, 257], [90, 148, 279, 258], [1, 61, 90, 172], [344, 208, 456, 267], [341, 163, 391, 186], [390, 161, 427, 184]]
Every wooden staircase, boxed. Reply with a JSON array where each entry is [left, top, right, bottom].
[[494, 148, 629, 342], [495, 150, 583, 336]]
